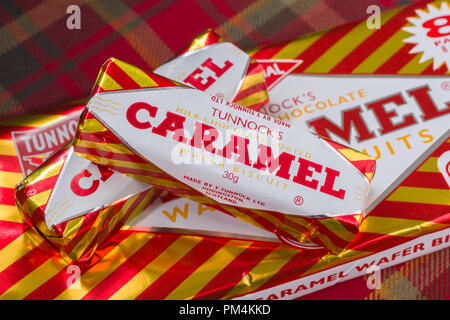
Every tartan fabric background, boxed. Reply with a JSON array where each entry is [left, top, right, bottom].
[[0, 0, 448, 300]]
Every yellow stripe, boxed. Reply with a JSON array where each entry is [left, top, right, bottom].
[[56, 232, 155, 299], [76, 139, 134, 155], [338, 148, 374, 162], [0, 257, 66, 299], [239, 73, 265, 92], [98, 72, 122, 91], [222, 206, 265, 231], [123, 189, 158, 224], [24, 189, 52, 212], [222, 247, 298, 299], [417, 157, 439, 173], [0, 114, 66, 128], [387, 186, 450, 206], [109, 236, 202, 300], [115, 60, 159, 88], [0, 171, 22, 188], [74, 152, 159, 173], [165, 239, 251, 299], [0, 139, 16, 156], [360, 215, 448, 237], [304, 7, 402, 73], [271, 33, 322, 59], [318, 218, 357, 243], [352, 29, 410, 73], [0, 204, 24, 223], [0, 230, 42, 273], [234, 90, 268, 107], [398, 52, 433, 74], [62, 216, 84, 240], [79, 118, 108, 133]]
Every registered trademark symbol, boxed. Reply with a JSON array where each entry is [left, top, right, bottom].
[[215, 92, 224, 99], [441, 81, 450, 90], [294, 195, 304, 205]]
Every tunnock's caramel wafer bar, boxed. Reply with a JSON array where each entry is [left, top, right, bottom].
[[14, 30, 269, 261], [73, 67, 376, 252]]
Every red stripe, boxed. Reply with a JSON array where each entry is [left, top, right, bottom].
[[0, 155, 21, 172], [135, 237, 225, 299], [78, 129, 125, 145], [0, 221, 26, 251], [314, 220, 352, 249], [0, 241, 53, 296], [233, 82, 268, 103], [74, 145, 150, 164], [193, 241, 281, 299], [0, 187, 15, 206], [104, 61, 142, 90], [330, 2, 425, 74], [374, 43, 416, 74], [369, 200, 450, 222], [69, 190, 152, 258], [401, 171, 449, 189], [22, 174, 59, 197], [352, 159, 376, 175], [80, 233, 180, 300], [23, 230, 134, 300], [255, 249, 324, 292], [347, 231, 412, 252], [421, 60, 449, 75]]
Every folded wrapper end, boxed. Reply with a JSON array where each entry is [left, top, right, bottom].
[[14, 141, 162, 264]]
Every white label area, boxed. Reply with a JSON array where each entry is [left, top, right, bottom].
[[86, 87, 371, 218], [126, 196, 278, 241], [154, 42, 250, 101], [45, 148, 151, 226], [260, 74, 450, 210]]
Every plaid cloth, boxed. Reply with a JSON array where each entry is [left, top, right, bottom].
[[1, 0, 448, 300]]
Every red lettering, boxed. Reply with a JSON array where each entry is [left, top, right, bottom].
[[319, 167, 346, 199], [189, 122, 219, 154], [307, 107, 375, 143], [422, 15, 450, 38], [366, 93, 417, 135], [293, 158, 322, 190], [70, 166, 115, 197], [407, 85, 450, 121], [151, 112, 187, 142], [252, 144, 296, 179], [202, 58, 233, 77], [126, 102, 157, 129], [183, 58, 233, 91], [217, 134, 251, 166]]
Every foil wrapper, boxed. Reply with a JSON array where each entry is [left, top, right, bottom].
[[13, 30, 269, 261], [73, 64, 376, 252], [1, 2, 449, 300]]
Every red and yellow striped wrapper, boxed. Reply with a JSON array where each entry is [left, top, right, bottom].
[[12, 29, 268, 262], [0, 128, 448, 299], [73, 57, 376, 252], [1, 1, 448, 299], [249, 0, 449, 76], [2, 104, 159, 263], [14, 143, 161, 263]]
